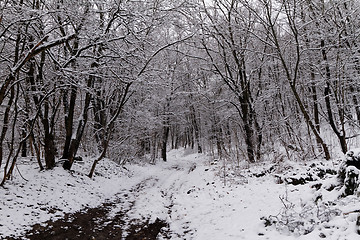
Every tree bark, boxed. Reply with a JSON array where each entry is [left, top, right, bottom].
[[21, 129, 27, 157], [321, 39, 347, 154], [63, 77, 93, 170], [88, 143, 108, 178], [290, 83, 331, 160], [42, 116, 56, 169], [161, 125, 170, 162], [190, 106, 202, 153], [62, 86, 77, 159]]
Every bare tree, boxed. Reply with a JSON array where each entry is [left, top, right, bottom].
[[199, 0, 263, 162]]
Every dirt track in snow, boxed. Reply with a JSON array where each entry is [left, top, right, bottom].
[[7, 178, 170, 240], [2, 151, 201, 240], [2, 150, 360, 240]]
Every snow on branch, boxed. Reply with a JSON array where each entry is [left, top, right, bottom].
[[10, 34, 76, 75], [137, 34, 194, 77]]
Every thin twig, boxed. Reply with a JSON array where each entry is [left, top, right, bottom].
[[16, 164, 28, 182]]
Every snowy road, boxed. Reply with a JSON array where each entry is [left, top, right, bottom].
[[2, 149, 359, 239], [120, 150, 359, 240], [12, 150, 291, 239], [122, 150, 296, 239]]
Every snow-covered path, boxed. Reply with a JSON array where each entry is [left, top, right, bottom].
[[2, 149, 359, 239], [123, 150, 296, 239], [123, 150, 359, 240]]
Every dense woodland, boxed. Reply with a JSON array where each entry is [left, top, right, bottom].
[[0, 0, 359, 184]]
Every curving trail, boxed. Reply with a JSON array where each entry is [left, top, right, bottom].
[[8, 149, 354, 240]]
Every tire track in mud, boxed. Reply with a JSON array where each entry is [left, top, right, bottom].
[[5, 161, 200, 240], [6, 178, 170, 240]]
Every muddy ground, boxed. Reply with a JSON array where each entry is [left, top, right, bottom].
[[5, 195, 169, 240], [4, 182, 170, 240]]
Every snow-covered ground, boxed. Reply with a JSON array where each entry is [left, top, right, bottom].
[[1, 149, 359, 239]]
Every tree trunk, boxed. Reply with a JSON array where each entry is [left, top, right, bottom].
[[88, 143, 108, 178], [63, 77, 93, 170], [0, 86, 15, 167], [321, 39, 347, 154], [190, 106, 202, 153], [350, 86, 360, 125], [290, 83, 331, 160], [161, 125, 170, 162], [62, 87, 77, 159], [1, 84, 22, 185], [21, 129, 27, 157], [43, 130, 56, 169], [240, 99, 256, 163], [30, 133, 44, 171]]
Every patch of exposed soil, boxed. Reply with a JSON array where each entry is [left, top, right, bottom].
[[4, 180, 170, 240], [126, 218, 169, 240]]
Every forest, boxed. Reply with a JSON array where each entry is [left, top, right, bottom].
[[1, 0, 359, 182], [0, 0, 360, 238]]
